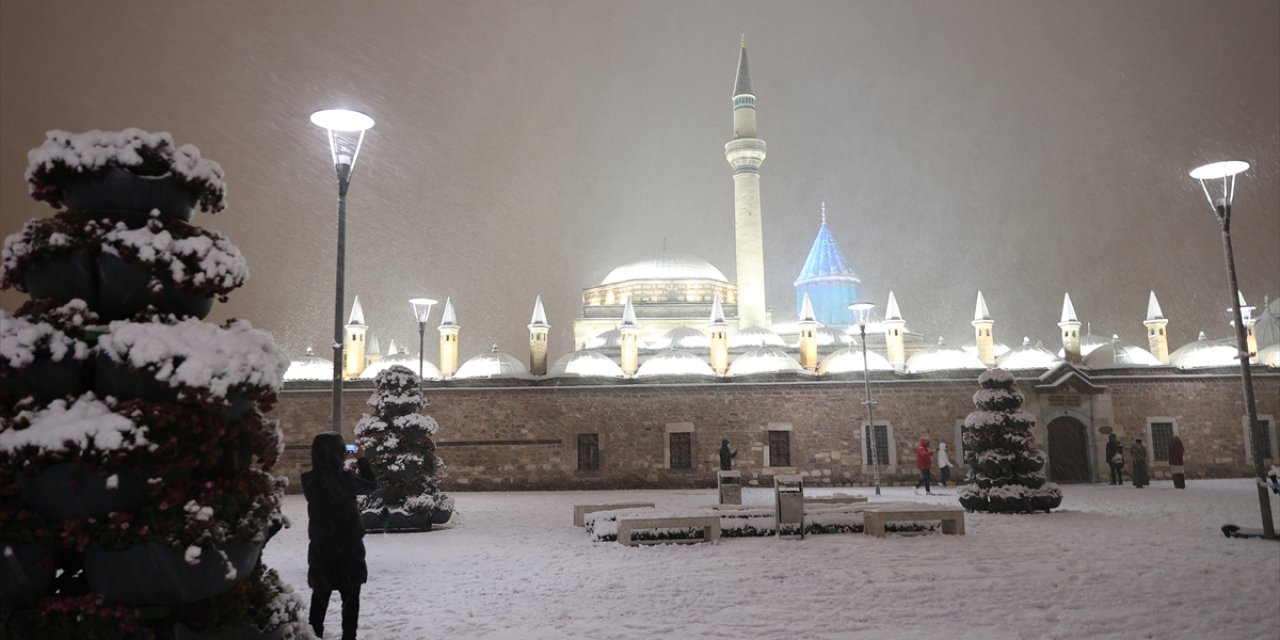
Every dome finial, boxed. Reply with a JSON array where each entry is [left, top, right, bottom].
[[741, 33, 746, 48], [820, 201, 826, 225]]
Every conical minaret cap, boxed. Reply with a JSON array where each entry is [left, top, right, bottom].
[[884, 291, 903, 321], [367, 333, 382, 356], [438, 297, 459, 327], [621, 297, 638, 326], [347, 295, 366, 325], [974, 291, 991, 321], [1060, 293, 1080, 324], [1145, 290, 1166, 322], [529, 295, 549, 327], [733, 36, 753, 96], [709, 296, 727, 325], [799, 292, 817, 323]]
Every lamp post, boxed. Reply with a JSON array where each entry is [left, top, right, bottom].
[[1190, 160, 1274, 540], [850, 301, 881, 496], [311, 108, 375, 436], [409, 297, 438, 392]]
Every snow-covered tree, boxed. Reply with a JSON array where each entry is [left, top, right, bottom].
[[959, 368, 1062, 513], [354, 366, 452, 531]]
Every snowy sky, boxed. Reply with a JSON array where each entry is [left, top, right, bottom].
[[1, 0, 1277, 362]]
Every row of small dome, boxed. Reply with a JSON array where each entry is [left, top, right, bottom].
[[285, 330, 1280, 382]]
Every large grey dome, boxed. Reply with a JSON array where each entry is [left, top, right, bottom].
[[601, 254, 729, 286]]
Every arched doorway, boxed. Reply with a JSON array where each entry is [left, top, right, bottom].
[[1046, 417, 1090, 483]]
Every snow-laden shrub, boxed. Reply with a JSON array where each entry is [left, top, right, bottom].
[[0, 211, 104, 292], [959, 368, 1062, 513], [0, 303, 93, 370], [26, 129, 227, 213], [0, 394, 146, 457], [101, 216, 247, 300]]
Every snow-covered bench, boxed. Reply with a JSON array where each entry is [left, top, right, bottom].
[[615, 515, 721, 546], [573, 502, 655, 527], [862, 506, 965, 538], [804, 493, 868, 506]]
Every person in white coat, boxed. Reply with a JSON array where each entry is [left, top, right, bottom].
[[936, 442, 953, 488]]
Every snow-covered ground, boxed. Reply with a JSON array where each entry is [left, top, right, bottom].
[[264, 479, 1280, 640]]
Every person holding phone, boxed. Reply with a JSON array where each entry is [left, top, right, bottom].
[[302, 432, 377, 640]]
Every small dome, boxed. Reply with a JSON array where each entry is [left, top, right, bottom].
[[284, 347, 334, 381], [1257, 343, 1280, 368], [906, 339, 986, 373], [360, 351, 441, 381], [548, 351, 625, 378], [635, 349, 716, 378], [648, 326, 709, 350], [818, 347, 895, 375], [730, 326, 786, 349], [454, 347, 531, 380], [601, 254, 729, 286], [1058, 332, 1111, 359], [1083, 335, 1162, 369], [961, 342, 1011, 359], [813, 325, 853, 347], [585, 328, 622, 350], [728, 347, 803, 376], [1169, 332, 1238, 369], [997, 338, 1063, 370]]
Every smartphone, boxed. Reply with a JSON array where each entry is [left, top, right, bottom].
[[344, 444, 358, 453]]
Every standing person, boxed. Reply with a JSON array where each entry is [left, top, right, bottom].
[[1131, 438, 1149, 488], [303, 432, 378, 640], [1168, 435, 1186, 489], [914, 438, 934, 495], [936, 442, 953, 488], [718, 439, 737, 471], [1105, 433, 1124, 485]]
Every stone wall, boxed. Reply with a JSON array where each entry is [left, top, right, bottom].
[[268, 370, 1279, 493]]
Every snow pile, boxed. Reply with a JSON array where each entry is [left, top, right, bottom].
[[0, 394, 145, 453], [26, 129, 227, 212], [102, 217, 248, 295], [97, 318, 289, 398]]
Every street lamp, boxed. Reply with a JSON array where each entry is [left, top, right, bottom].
[[409, 297, 438, 392], [311, 108, 375, 436], [1189, 159, 1274, 540], [850, 301, 881, 496]]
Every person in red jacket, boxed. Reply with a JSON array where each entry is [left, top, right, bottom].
[[914, 437, 935, 495]]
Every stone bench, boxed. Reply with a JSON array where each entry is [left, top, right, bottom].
[[616, 515, 721, 546], [804, 493, 868, 506], [862, 507, 965, 538], [573, 502, 655, 527]]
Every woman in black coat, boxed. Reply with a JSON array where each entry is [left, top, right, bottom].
[[302, 432, 377, 640]]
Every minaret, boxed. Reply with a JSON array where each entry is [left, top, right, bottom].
[[365, 332, 383, 368], [437, 297, 460, 380], [1059, 293, 1082, 364], [343, 295, 368, 379], [725, 36, 768, 329], [619, 297, 639, 377], [798, 292, 819, 371], [709, 296, 730, 376], [528, 295, 550, 376], [883, 291, 906, 369], [1144, 290, 1170, 364], [972, 291, 995, 367]]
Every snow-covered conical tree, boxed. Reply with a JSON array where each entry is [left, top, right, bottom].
[[354, 365, 452, 531], [959, 368, 1062, 513]]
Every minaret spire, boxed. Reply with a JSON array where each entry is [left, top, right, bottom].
[[726, 37, 768, 329]]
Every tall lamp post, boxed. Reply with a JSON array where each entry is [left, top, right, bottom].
[[409, 297, 438, 392], [850, 302, 881, 496], [311, 108, 375, 436], [1190, 160, 1274, 540]]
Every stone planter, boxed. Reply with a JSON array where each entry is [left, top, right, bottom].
[[21, 246, 97, 307], [19, 462, 147, 519], [84, 539, 263, 605], [63, 166, 197, 224], [0, 541, 56, 604], [0, 354, 86, 404], [96, 253, 214, 321], [165, 622, 285, 640]]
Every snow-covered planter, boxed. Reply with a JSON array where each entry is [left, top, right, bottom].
[[959, 369, 1062, 513], [96, 319, 289, 420], [97, 216, 248, 321], [0, 301, 95, 406], [27, 128, 227, 217], [0, 211, 104, 303], [1, 395, 151, 519], [7, 593, 150, 640], [167, 565, 304, 640]]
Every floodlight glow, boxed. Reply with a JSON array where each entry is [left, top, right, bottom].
[[310, 109, 375, 132], [1189, 160, 1249, 180]]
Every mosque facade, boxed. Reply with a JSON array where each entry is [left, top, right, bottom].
[[272, 43, 1280, 493]]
